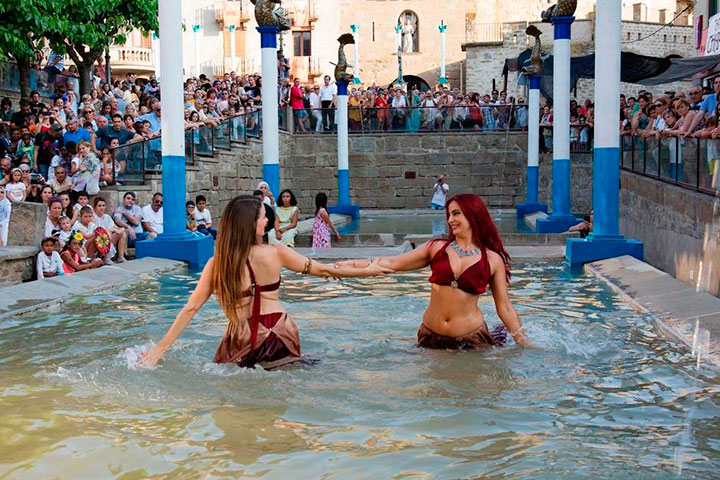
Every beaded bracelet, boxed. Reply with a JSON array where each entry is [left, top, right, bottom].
[[302, 258, 312, 275]]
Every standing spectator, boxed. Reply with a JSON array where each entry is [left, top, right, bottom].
[[141, 192, 164, 239], [96, 113, 139, 148], [290, 78, 307, 133], [137, 101, 162, 168], [319, 75, 336, 132], [311, 192, 341, 248], [5, 168, 27, 202], [0, 186, 10, 245], [252, 189, 275, 243], [515, 98, 528, 130], [73, 141, 101, 196], [63, 116, 92, 145], [308, 85, 323, 132], [430, 174, 449, 210], [34, 123, 64, 179], [10, 100, 33, 129], [0, 98, 14, 124]]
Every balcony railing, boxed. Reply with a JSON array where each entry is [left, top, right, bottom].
[[465, 23, 504, 44], [111, 47, 154, 68], [621, 135, 720, 198]]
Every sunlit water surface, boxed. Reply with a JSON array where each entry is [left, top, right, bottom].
[[1, 263, 719, 479]]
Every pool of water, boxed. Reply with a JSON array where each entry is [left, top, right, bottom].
[[1, 263, 719, 478], [338, 214, 532, 236]]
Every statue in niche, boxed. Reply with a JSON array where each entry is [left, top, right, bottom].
[[399, 12, 418, 53]]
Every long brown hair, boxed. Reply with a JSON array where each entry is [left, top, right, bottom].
[[212, 195, 263, 326]]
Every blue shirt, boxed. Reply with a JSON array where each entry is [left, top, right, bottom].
[[63, 128, 91, 145], [137, 113, 161, 151], [701, 94, 717, 116]]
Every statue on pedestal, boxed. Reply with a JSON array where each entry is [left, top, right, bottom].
[[522, 25, 544, 76], [333, 33, 355, 83], [541, 0, 578, 21], [251, 0, 291, 30]]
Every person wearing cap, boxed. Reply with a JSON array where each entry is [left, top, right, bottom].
[[37, 236, 65, 279], [34, 123, 64, 179]]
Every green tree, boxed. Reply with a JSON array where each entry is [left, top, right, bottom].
[[45, 0, 158, 95], [0, 0, 56, 98]]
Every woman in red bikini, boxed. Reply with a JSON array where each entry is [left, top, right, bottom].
[[140, 196, 390, 368], [339, 193, 530, 348]]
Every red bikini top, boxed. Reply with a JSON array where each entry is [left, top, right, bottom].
[[429, 241, 491, 295], [242, 260, 281, 350]]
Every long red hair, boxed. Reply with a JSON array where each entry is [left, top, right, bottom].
[[440, 193, 511, 282]]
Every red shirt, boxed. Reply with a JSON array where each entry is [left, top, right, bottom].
[[290, 85, 305, 110]]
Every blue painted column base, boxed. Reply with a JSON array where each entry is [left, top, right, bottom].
[[263, 163, 280, 200], [136, 234, 214, 270], [535, 215, 583, 233], [328, 203, 360, 219], [516, 202, 548, 219], [566, 235, 644, 266], [438, 76, 448, 84]]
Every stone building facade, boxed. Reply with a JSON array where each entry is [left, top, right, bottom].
[[464, 19, 695, 101], [179, 0, 689, 90]]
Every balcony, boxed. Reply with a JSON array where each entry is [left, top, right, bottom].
[[464, 23, 504, 45], [110, 46, 155, 73], [309, 56, 327, 78], [215, 0, 251, 29]]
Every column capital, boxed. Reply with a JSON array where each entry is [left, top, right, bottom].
[[552, 16, 574, 40], [192, 24, 201, 32], [438, 24, 447, 33], [257, 26, 281, 48], [350, 24, 359, 32], [529, 75, 542, 89], [336, 80, 349, 95]]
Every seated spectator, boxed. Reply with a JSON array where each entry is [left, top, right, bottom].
[[44, 197, 64, 237], [113, 191, 145, 246], [186, 200, 197, 232], [73, 205, 112, 264], [141, 192, 163, 239], [96, 113, 139, 149], [61, 234, 103, 274], [48, 165, 73, 194], [58, 191, 73, 220], [36, 237, 65, 279], [270, 189, 299, 247], [71, 191, 90, 224], [0, 97, 14, 124], [194, 194, 217, 239], [569, 211, 593, 238], [56, 215, 75, 250], [0, 185, 10, 245], [93, 196, 127, 263]]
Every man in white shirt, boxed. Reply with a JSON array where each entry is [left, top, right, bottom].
[[308, 85, 323, 132], [431, 174, 450, 210], [141, 192, 164, 239], [319, 75, 337, 132]]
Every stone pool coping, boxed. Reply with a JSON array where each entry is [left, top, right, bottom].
[[586, 255, 720, 366], [0, 258, 185, 320]]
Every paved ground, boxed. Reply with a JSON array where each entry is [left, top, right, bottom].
[[586, 255, 720, 366], [0, 258, 185, 320]]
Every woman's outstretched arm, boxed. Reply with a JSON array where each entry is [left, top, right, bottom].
[[488, 253, 530, 347], [336, 241, 434, 272], [140, 258, 215, 366], [274, 243, 392, 277]]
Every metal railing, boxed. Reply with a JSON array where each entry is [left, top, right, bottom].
[[289, 105, 532, 134], [539, 124, 594, 153], [465, 23, 504, 44], [108, 113, 254, 185], [0, 60, 81, 99], [621, 135, 720, 197]]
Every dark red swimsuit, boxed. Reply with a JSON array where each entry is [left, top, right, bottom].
[[419, 241, 507, 348]]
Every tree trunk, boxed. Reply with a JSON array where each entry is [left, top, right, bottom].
[[76, 61, 94, 96], [16, 57, 31, 99]]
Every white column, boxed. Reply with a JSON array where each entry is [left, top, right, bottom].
[[229, 25, 237, 72], [257, 26, 281, 197], [396, 24, 403, 85], [152, 32, 160, 81], [438, 23, 448, 84], [350, 24, 361, 84], [193, 25, 200, 77]]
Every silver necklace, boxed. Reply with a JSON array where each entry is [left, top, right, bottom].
[[450, 240, 481, 258]]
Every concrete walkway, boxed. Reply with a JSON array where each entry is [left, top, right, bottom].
[[586, 255, 720, 366], [0, 257, 185, 320]]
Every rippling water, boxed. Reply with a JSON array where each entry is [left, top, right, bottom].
[[1, 263, 719, 479]]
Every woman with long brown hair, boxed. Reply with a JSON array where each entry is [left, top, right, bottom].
[[140, 196, 390, 368], [338, 193, 530, 348]]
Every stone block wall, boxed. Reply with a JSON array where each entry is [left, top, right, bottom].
[[620, 172, 720, 297], [7, 202, 49, 247]]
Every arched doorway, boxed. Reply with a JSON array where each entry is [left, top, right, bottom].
[[388, 75, 432, 92]]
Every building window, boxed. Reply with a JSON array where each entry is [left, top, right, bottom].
[[659, 9, 666, 24], [293, 31, 311, 56], [398, 10, 419, 53], [633, 3, 645, 22]]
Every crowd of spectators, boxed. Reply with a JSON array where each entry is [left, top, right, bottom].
[[284, 76, 530, 134]]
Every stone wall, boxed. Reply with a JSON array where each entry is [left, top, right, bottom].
[[7, 202, 49, 247], [620, 172, 720, 297]]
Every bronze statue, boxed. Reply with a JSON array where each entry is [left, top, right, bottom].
[[251, 0, 291, 30], [541, 0, 578, 22], [332, 33, 355, 83], [522, 25, 544, 76]]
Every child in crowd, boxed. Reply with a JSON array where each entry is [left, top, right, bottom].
[[186, 201, 197, 232], [71, 191, 89, 224], [569, 114, 580, 152], [36, 237, 64, 279], [56, 215, 89, 259], [73, 205, 111, 264], [194, 194, 217, 239], [60, 234, 103, 275], [5, 168, 27, 202], [311, 192, 342, 248]]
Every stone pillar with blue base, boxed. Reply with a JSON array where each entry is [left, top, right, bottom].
[[535, 15, 581, 233], [328, 80, 360, 219], [566, 0, 643, 265], [135, 0, 213, 270], [438, 23, 448, 85], [258, 25, 281, 199], [516, 75, 548, 219], [350, 24, 362, 85]]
